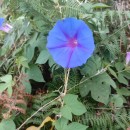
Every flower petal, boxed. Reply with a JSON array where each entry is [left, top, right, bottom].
[[48, 46, 93, 68], [47, 20, 68, 48], [57, 18, 83, 38], [67, 47, 93, 68], [77, 35, 95, 52], [0, 18, 4, 27], [48, 47, 73, 68], [76, 20, 93, 39]]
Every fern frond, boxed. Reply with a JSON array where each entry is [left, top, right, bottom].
[[61, 0, 85, 17], [80, 106, 130, 130], [15, 93, 60, 127]]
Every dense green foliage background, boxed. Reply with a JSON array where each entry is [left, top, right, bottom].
[[0, 0, 130, 130]]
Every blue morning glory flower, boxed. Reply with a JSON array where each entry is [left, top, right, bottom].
[[47, 17, 95, 68]]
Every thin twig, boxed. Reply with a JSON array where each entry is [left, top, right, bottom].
[[68, 62, 130, 92], [68, 66, 109, 92], [92, 105, 130, 110]]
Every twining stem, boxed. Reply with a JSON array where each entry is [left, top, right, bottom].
[[63, 68, 70, 95]]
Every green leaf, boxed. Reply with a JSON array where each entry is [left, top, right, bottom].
[[117, 73, 128, 85], [65, 122, 88, 130], [0, 75, 14, 96], [0, 119, 16, 130], [53, 0, 58, 3], [7, 85, 13, 97], [0, 83, 9, 92], [82, 3, 93, 11], [55, 118, 88, 130], [24, 33, 44, 63], [36, 35, 47, 51], [0, 46, 9, 57], [25, 44, 35, 62], [91, 83, 111, 104], [108, 67, 117, 78], [81, 55, 102, 76], [79, 72, 116, 104], [27, 64, 45, 82], [27, 32, 38, 46], [122, 71, 130, 79], [92, 3, 110, 9], [36, 50, 50, 64], [55, 117, 68, 130], [114, 63, 130, 85], [110, 95, 123, 107], [21, 77, 32, 94], [48, 56, 55, 67], [61, 105, 72, 121], [16, 56, 29, 68], [116, 88, 130, 96], [115, 62, 124, 71], [63, 94, 86, 116]]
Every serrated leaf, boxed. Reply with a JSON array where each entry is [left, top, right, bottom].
[[0, 119, 16, 130], [27, 64, 45, 82], [61, 105, 72, 121], [63, 94, 86, 115], [36, 50, 50, 64]]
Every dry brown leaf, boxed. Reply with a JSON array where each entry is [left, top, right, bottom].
[[26, 116, 55, 130], [26, 126, 40, 130], [39, 116, 54, 128]]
